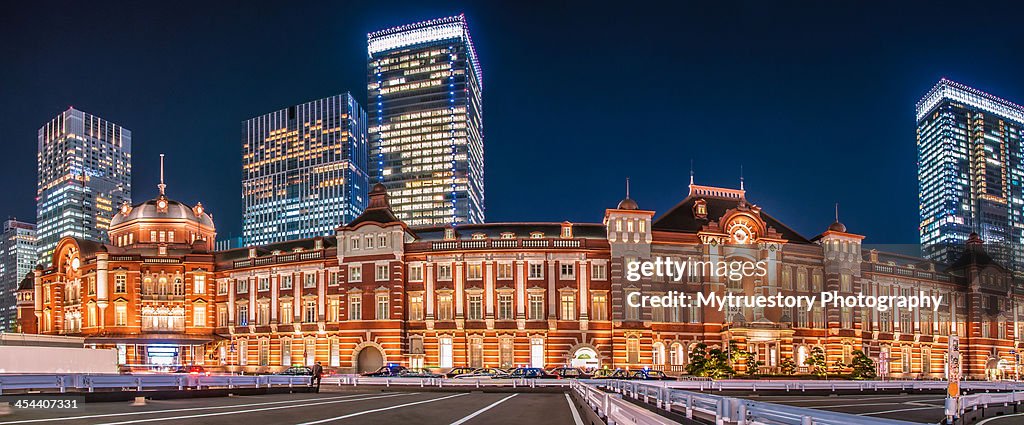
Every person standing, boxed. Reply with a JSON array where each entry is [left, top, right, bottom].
[[311, 361, 323, 392]]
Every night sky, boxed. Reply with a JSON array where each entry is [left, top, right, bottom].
[[4, 0, 1024, 245]]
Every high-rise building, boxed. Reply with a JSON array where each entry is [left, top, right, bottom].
[[367, 14, 485, 226], [36, 107, 131, 265], [242, 94, 369, 246], [917, 78, 1024, 273], [0, 220, 37, 332]]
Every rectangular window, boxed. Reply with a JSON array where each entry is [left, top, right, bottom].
[[376, 294, 389, 320], [193, 275, 206, 294], [217, 305, 227, 327], [351, 237, 360, 250], [330, 339, 340, 367], [304, 274, 317, 288], [439, 337, 453, 368], [528, 294, 544, 320], [237, 305, 248, 326], [115, 304, 127, 326], [281, 340, 292, 366], [782, 267, 792, 290], [304, 300, 316, 323], [258, 340, 269, 366], [591, 293, 607, 321], [281, 275, 293, 290], [193, 305, 207, 327], [591, 263, 607, 280], [530, 337, 544, 368], [258, 277, 270, 291], [409, 294, 424, 321], [88, 303, 97, 327], [437, 294, 453, 320], [378, 234, 387, 248], [237, 279, 248, 294], [437, 264, 452, 280], [528, 263, 544, 279], [349, 266, 362, 283], [238, 340, 248, 366], [328, 298, 340, 322], [467, 264, 482, 280], [840, 274, 852, 292], [499, 338, 514, 369], [408, 264, 423, 281], [467, 294, 482, 320], [626, 338, 640, 364], [497, 263, 512, 279], [88, 277, 95, 295], [217, 279, 227, 295], [257, 303, 269, 325], [560, 293, 576, 320], [281, 302, 293, 325], [497, 294, 513, 320], [115, 275, 127, 293], [328, 271, 339, 286], [348, 295, 362, 320], [560, 263, 575, 280], [376, 265, 389, 281]]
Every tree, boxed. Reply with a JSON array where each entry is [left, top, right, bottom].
[[685, 343, 708, 376], [807, 346, 828, 378], [849, 350, 876, 380], [685, 343, 734, 378], [780, 357, 797, 375]]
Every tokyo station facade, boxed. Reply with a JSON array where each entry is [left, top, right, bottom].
[[20, 176, 1024, 380]]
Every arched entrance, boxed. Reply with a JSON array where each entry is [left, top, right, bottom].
[[570, 347, 600, 370], [354, 346, 384, 373]]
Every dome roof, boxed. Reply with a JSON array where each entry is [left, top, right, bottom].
[[827, 221, 846, 233], [617, 197, 638, 210], [110, 195, 214, 229]]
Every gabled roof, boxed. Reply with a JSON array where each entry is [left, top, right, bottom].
[[652, 189, 811, 244], [343, 183, 405, 229]]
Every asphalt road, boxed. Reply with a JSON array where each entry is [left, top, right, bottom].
[[0, 391, 586, 425], [753, 393, 947, 423]]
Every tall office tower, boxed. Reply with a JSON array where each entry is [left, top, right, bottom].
[[36, 107, 132, 265], [367, 14, 485, 226], [242, 93, 369, 246], [0, 220, 37, 332], [917, 78, 1024, 273]]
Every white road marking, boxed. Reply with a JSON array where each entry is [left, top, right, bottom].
[[564, 393, 584, 425], [860, 406, 944, 416], [89, 393, 413, 425], [448, 393, 517, 425], [296, 393, 468, 425], [978, 412, 1024, 424]]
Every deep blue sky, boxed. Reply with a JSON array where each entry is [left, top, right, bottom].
[[4, 0, 1024, 244]]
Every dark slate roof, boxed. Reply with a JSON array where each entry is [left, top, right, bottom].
[[18, 273, 33, 291], [346, 208, 402, 228], [413, 223, 606, 242], [214, 236, 337, 266], [652, 195, 812, 244], [946, 244, 1003, 272]]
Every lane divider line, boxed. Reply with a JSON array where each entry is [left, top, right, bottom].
[[296, 393, 468, 425], [0, 393, 372, 425], [90, 393, 414, 425], [449, 393, 517, 425], [565, 393, 584, 425]]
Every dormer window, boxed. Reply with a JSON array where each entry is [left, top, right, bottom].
[[500, 232, 515, 239], [444, 227, 456, 240], [693, 199, 708, 219], [561, 222, 573, 239], [472, 233, 486, 240], [530, 232, 544, 239]]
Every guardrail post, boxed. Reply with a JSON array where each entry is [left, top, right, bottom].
[[178, 377, 184, 391], [801, 415, 812, 425], [386, 378, 390, 388], [135, 377, 142, 392], [603, 393, 610, 420], [685, 394, 693, 418]]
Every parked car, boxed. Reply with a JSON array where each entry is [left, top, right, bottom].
[[444, 367, 478, 378], [398, 368, 443, 378], [363, 365, 407, 377], [629, 369, 674, 380], [495, 367, 553, 379], [278, 366, 313, 376], [548, 367, 591, 379], [173, 365, 209, 375], [453, 367, 507, 379], [590, 368, 629, 379]]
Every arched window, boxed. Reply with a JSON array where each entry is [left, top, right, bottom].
[[796, 345, 808, 367], [652, 342, 665, 366]]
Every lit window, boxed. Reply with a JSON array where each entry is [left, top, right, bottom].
[[467, 294, 482, 320], [193, 304, 207, 327], [439, 336, 453, 368], [349, 266, 362, 282], [560, 293, 576, 320], [376, 294, 389, 320], [376, 265, 389, 281], [348, 295, 362, 320], [528, 294, 544, 320]]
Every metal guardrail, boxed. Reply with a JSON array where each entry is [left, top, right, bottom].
[[320, 375, 572, 388], [600, 379, 923, 425], [0, 374, 311, 394], [657, 379, 1024, 393], [945, 390, 1024, 422], [571, 380, 678, 425]]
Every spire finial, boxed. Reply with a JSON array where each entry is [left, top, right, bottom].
[[739, 165, 745, 191], [835, 202, 839, 222], [625, 177, 631, 199], [158, 154, 166, 196], [689, 160, 694, 185]]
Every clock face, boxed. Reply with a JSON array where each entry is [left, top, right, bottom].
[[71, 257, 80, 271], [732, 228, 749, 244], [157, 200, 168, 209], [727, 218, 757, 245]]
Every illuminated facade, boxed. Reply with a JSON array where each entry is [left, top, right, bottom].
[[0, 220, 37, 331], [917, 79, 1024, 274], [367, 15, 485, 226], [242, 94, 369, 246], [36, 107, 131, 266], [26, 178, 1023, 380]]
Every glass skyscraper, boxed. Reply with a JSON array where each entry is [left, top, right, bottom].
[[242, 93, 369, 246], [36, 107, 132, 265], [367, 14, 485, 226], [917, 78, 1024, 273], [0, 220, 36, 332]]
